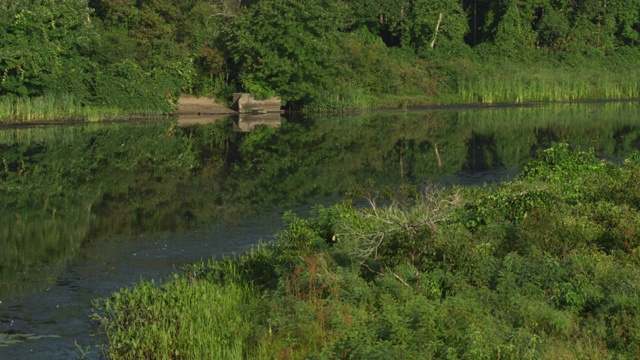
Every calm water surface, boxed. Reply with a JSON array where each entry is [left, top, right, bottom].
[[2, 102, 640, 358]]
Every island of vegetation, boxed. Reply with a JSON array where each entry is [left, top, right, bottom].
[[2, 0, 640, 122]]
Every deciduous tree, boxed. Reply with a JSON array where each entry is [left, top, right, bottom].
[[224, 0, 350, 104]]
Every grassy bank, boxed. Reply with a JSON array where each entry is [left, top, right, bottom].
[[93, 143, 640, 359], [4, 54, 640, 123], [307, 55, 640, 112], [0, 94, 168, 124], [454, 61, 640, 105]]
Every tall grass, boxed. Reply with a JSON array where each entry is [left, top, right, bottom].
[[457, 65, 640, 104], [306, 87, 376, 112], [309, 89, 449, 112], [307, 60, 640, 112], [0, 94, 166, 124], [93, 242, 349, 359], [93, 274, 256, 359]]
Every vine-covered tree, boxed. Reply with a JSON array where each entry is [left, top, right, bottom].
[[0, 0, 96, 98]]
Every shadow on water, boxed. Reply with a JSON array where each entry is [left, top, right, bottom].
[[2, 102, 640, 358]]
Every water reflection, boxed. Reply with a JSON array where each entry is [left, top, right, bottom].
[[234, 113, 282, 132], [176, 114, 233, 127], [176, 113, 283, 132], [2, 102, 640, 299]]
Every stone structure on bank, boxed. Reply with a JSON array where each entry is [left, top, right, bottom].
[[175, 94, 283, 130], [232, 93, 283, 114]]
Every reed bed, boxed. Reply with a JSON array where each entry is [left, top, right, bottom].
[[0, 94, 165, 124], [307, 60, 640, 112], [457, 67, 640, 104]]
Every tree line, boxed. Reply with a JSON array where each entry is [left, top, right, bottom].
[[1, 0, 640, 112]]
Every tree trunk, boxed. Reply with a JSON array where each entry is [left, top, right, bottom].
[[431, 12, 443, 49]]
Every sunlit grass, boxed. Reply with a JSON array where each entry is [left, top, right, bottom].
[[307, 60, 640, 113], [93, 265, 258, 360], [457, 66, 640, 104], [307, 87, 376, 112], [0, 94, 167, 124]]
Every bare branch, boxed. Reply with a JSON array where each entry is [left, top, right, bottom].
[[338, 184, 462, 261]]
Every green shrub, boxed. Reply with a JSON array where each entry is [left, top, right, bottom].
[[93, 59, 176, 114]]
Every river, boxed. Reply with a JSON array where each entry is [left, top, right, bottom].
[[1, 102, 640, 358]]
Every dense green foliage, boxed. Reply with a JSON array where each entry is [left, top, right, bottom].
[[0, 0, 95, 98], [94, 143, 640, 359], [2, 0, 640, 120]]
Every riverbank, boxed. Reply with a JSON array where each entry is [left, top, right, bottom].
[[94, 144, 640, 359], [0, 94, 238, 125], [0, 94, 168, 125], [4, 1, 640, 126], [2, 55, 640, 125]]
